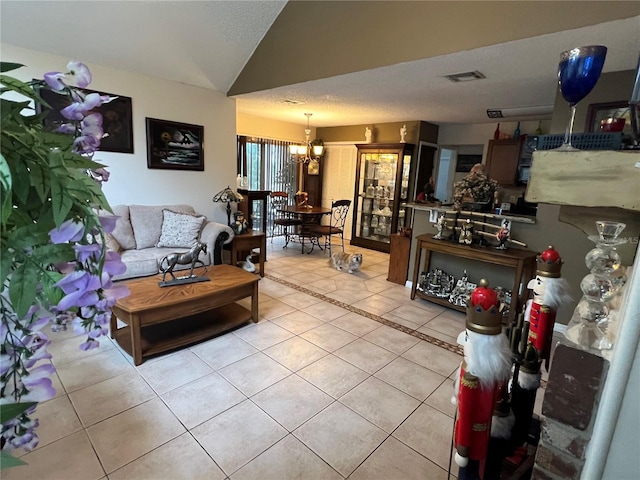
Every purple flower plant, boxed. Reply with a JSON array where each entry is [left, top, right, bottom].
[[1, 60, 129, 454]]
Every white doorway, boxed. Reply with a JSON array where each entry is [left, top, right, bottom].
[[434, 148, 457, 204]]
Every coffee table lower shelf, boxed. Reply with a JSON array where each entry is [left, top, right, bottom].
[[113, 302, 251, 361]]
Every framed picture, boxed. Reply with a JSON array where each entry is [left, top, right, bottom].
[[145, 118, 204, 171], [585, 101, 631, 134], [37, 86, 134, 154], [456, 154, 482, 173]]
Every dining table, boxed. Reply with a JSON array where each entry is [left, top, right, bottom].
[[278, 205, 331, 254]]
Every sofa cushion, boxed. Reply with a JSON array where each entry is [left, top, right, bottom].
[[157, 209, 206, 248], [129, 204, 195, 249], [110, 205, 136, 250]]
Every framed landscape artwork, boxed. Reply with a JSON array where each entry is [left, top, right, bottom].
[[145, 118, 204, 171], [38, 87, 134, 154]]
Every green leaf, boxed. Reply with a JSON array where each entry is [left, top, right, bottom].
[[8, 263, 39, 319], [0, 74, 42, 103], [41, 270, 64, 305], [0, 154, 12, 224], [0, 450, 27, 469], [0, 62, 24, 73], [0, 402, 37, 423]]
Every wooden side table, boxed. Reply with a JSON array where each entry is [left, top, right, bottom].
[[230, 230, 266, 277]]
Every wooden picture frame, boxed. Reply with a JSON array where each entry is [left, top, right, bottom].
[[585, 101, 631, 134], [37, 86, 134, 154], [145, 118, 204, 171]]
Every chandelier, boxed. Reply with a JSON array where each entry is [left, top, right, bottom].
[[289, 113, 324, 164]]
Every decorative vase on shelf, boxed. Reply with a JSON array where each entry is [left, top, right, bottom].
[[513, 121, 521, 139], [564, 221, 628, 352], [494, 123, 501, 140]]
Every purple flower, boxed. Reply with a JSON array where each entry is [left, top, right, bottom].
[[103, 251, 127, 276], [79, 339, 100, 351], [55, 123, 76, 134], [98, 215, 118, 233], [67, 60, 91, 88], [82, 112, 102, 128], [49, 219, 85, 243], [73, 243, 101, 263], [43, 71, 66, 91], [55, 270, 100, 294], [57, 290, 100, 311], [23, 376, 56, 403]]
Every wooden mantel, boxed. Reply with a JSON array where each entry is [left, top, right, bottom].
[[525, 150, 640, 211]]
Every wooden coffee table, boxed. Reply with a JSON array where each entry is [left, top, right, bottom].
[[110, 265, 259, 365]]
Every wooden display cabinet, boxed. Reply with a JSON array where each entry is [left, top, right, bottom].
[[351, 143, 415, 253]]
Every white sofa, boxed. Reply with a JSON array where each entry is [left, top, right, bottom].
[[105, 204, 234, 281]]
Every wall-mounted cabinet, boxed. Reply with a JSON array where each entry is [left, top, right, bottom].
[[351, 143, 415, 253], [485, 138, 524, 186]]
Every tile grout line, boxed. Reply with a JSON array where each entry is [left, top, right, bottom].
[[264, 273, 463, 356]]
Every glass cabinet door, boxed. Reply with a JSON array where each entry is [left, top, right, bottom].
[[397, 152, 412, 227], [356, 152, 398, 244]]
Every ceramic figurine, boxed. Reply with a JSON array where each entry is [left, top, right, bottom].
[[400, 124, 407, 143], [365, 127, 372, 143]]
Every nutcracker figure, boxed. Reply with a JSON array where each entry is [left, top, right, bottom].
[[454, 279, 512, 480], [511, 245, 571, 446]]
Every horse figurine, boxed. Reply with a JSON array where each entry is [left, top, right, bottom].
[[159, 242, 207, 282]]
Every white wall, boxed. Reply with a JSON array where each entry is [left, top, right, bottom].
[[1, 44, 237, 220]]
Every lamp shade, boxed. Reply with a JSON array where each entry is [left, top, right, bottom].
[[212, 186, 244, 226], [212, 186, 244, 204]]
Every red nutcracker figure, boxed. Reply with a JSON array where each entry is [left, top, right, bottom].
[[512, 246, 571, 447], [454, 279, 512, 480]]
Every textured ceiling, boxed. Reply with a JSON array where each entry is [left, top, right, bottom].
[[1, 1, 638, 127]]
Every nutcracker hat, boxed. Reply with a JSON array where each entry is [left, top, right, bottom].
[[536, 245, 563, 278], [465, 279, 502, 335]]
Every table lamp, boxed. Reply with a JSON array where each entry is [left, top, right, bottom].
[[212, 186, 244, 226]]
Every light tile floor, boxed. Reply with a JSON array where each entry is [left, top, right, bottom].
[[7, 237, 545, 480]]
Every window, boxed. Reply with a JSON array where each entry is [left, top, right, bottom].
[[237, 136, 299, 234], [237, 136, 297, 194]]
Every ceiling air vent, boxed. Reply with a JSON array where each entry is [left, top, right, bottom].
[[444, 71, 486, 83], [282, 99, 304, 105]]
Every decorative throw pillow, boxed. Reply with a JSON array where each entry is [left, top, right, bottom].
[[157, 209, 206, 248], [103, 233, 122, 253], [89, 232, 122, 253]]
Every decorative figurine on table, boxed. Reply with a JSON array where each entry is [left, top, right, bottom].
[[433, 213, 447, 240], [231, 211, 249, 235], [295, 191, 309, 208], [459, 218, 474, 245], [452, 279, 512, 480], [400, 124, 407, 143], [158, 242, 209, 287], [448, 271, 476, 307], [511, 246, 572, 447], [422, 268, 456, 298], [495, 219, 510, 250]]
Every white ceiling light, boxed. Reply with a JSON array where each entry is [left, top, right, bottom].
[[486, 105, 554, 118]]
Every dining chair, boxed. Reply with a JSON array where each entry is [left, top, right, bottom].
[[269, 191, 302, 248], [307, 199, 351, 255]]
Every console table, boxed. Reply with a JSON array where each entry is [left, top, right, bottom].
[[410, 234, 537, 325]]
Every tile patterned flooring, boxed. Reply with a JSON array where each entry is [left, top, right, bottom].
[[7, 238, 479, 480]]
